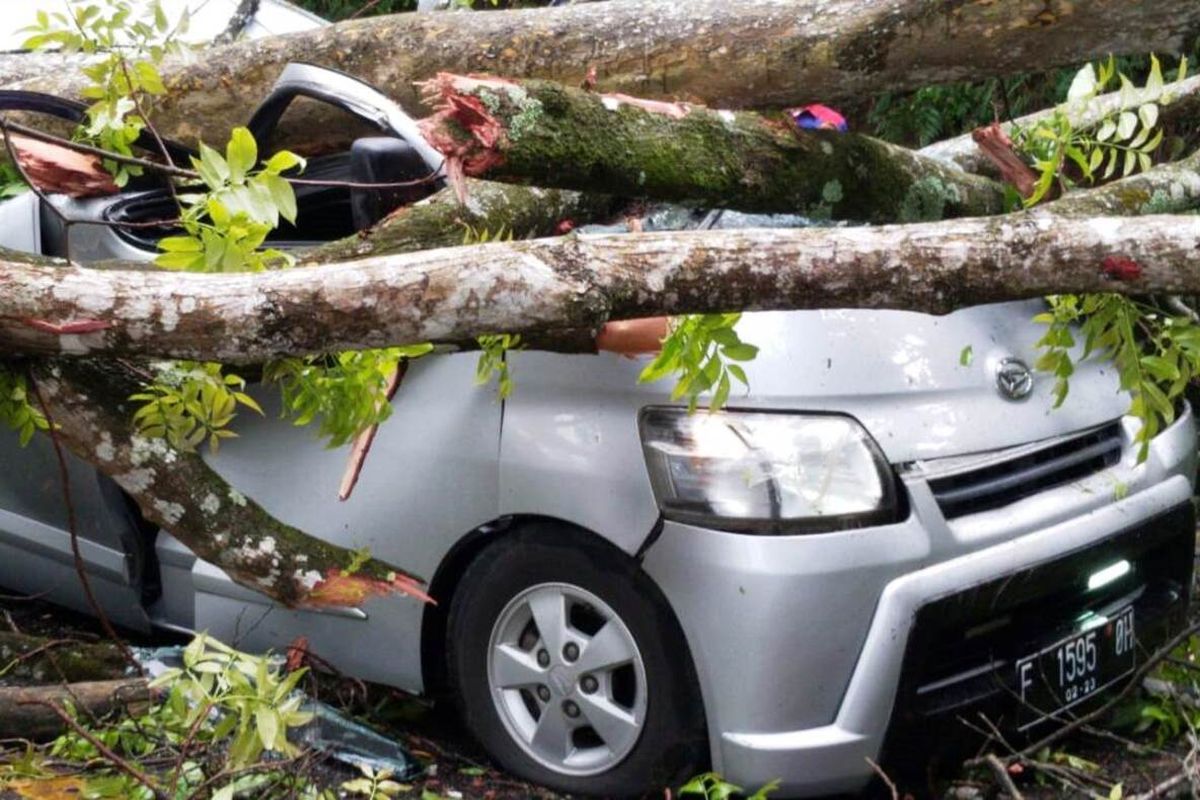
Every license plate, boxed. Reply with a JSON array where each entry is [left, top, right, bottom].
[[1015, 605, 1137, 730]]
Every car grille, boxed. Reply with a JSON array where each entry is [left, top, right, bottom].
[[888, 503, 1194, 726], [926, 421, 1124, 519]]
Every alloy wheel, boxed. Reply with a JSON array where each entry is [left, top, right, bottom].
[[486, 581, 648, 776]]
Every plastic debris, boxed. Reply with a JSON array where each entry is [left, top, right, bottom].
[[134, 645, 421, 780], [788, 104, 848, 132], [295, 699, 422, 779], [578, 205, 835, 236]]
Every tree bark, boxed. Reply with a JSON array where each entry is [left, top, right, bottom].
[[0, 679, 149, 739], [298, 180, 621, 265], [0, 52, 94, 91], [11, 0, 1200, 156], [1045, 150, 1200, 216], [417, 74, 1006, 221], [26, 359, 431, 609], [3, 213, 1198, 363]]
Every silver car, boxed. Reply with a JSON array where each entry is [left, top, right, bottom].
[[0, 65, 1195, 799]]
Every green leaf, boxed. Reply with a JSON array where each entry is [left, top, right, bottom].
[[255, 706, 279, 750], [1141, 355, 1179, 381], [262, 174, 297, 225], [206, 197, 232, 227], [264, 150, 305, 174], [710, 371, 731, 411], [133, 60, 164, 95], [1141, 128, 1164, 154], [1067, 63, 1097, 101], [158, 235, 203, 252], [154, 250, 204, 271], [226, 127, 258, 184], [722, 343, 758, 361], [1102, 148, 1119, 179], [194, 142, 230, 189], [1065, 145, 1090, 176], [1138, 103, 1159, 130], [1129, 125, 1151, 149], [1116, 111, 1138, 141], [1146, 53, 1164, 96]]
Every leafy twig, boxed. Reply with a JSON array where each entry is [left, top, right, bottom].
[[29, 701, 165, 800]]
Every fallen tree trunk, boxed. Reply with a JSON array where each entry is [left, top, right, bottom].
[[1046, 150, 1200, 216], [0, 52, 94, 90], [27, 359, 431, 608], [2, 213, 1197, 362], [0, 679, 148, 739], [417, 74, 1006, 221], [11, 0, 1200, 155]]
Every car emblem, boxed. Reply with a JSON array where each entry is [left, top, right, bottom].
[[995, 358, 1034, 401]]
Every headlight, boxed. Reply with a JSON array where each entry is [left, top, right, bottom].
[[638, 407, 900, 533]]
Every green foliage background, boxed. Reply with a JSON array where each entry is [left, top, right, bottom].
[[867, 50, 1200, 148], [291, 0, 414, 19]]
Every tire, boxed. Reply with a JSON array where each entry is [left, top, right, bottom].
[[446, 524, 707, 797]]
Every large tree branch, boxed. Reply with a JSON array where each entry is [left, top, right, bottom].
[[12, 0, 1199, 156], [2, 213, 1197, 363], [416, 74, 1006, 221], [298, 180, 621, 265], [0, 52, 94, 90], [1045, 150, 1200, 216], [921, 74, 1200, 175], [0, 679, 149, 740], [26, 359, 431, 608]]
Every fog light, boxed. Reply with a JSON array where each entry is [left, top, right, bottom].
[[1087, 559, 1131, 591]]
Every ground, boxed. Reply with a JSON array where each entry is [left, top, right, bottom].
[[0, 591, 564, 799], [0, 585, 1197, 799]]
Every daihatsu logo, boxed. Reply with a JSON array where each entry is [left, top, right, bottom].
[[996, 358, 1034, 401]]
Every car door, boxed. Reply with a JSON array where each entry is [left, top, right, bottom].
[[177, 352, 503, 693], [0, 428, 151, 630]]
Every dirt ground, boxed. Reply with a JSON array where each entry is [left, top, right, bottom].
[[0, 590, 565, 799], [0, 589, 1196, 800]]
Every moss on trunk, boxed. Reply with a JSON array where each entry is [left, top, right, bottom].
[[298, 180, 622, 265], [423, 76, 1007, 222]]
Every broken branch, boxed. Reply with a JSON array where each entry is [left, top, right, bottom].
[[417, 73, 1007, 221]]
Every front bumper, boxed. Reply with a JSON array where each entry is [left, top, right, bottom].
[[640, 408, 1196, 797]]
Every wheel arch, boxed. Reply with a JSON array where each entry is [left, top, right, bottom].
[[419, 514, 691, 702]]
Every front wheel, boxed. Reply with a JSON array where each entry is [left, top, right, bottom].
[[446, 526, 707, 797]]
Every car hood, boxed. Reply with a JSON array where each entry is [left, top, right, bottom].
[[729, 300, 1128, 463]]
